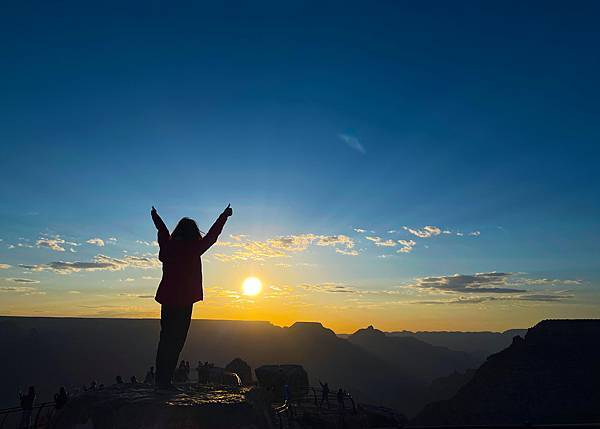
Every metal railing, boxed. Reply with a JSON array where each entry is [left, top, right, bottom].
[[273, 386, 356, 429], [0, 402, 57, 429]]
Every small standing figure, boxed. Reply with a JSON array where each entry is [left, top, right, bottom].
[[19, 386, 35, 429], [115, 375, 124, 384], [130, 376, 138, 384], [54, 387, 69, 410], [144, 367, 156, 384], [337, 388, 346, 410], [319, 381, 330, 408]]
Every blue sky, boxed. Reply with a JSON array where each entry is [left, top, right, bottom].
[[1, 1, 599, 331]]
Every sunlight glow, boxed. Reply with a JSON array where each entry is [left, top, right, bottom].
[[242, 277, 263, 296]]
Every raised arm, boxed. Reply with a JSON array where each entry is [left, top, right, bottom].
[[151, 206, 170, 245], [197, 204, 233, 254]]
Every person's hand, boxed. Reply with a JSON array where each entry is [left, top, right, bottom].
[[223, 203, 233, 217]]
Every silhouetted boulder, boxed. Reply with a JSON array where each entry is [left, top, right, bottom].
[[254, 364, 308, 402], [51, 383, 268, 429], [412, 319, 600, 425], [225, 358, 253, 385]]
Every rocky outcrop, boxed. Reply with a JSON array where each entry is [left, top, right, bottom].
[[412, 319, 600, 425], [226, 358, 253, 385], [51, 384, 270, 429], [254, 364, 309, 402]]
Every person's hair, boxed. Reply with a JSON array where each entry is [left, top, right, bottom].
[[172, 217, 203, 241]]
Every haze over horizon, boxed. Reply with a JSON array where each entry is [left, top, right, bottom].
[[1, 1, 600, 333]]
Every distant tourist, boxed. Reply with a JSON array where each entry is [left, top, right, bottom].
[[54, 387, 69, 410], [151, 205, 232, 389], [337, 388, 345, 410], [283, 383, 290, 403], [130, 376, 138, 384], [174, 360, 188, 382], [115, 376, 124, 384], [144, 367, 155, 384], [19, 386, 35, 429], [185, 361, 191, 379], [319, 381, 330, 408]]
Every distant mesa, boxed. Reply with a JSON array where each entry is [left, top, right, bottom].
[[288, 321, 337, 337]]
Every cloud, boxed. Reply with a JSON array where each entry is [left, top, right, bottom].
[[118, 293, 154, 299], [338, 134, 366, 154], [108, 237, 118, 242], [335, 249, 359, 256], [19, 254, 160, 274], [215, 234, 356, 262], [397, 239, 416, 253], [68, 290, 81, 294], [0, 264, 10, 269], [402, 226, 442, 238], [36, 237, 66, 252], [365, 236, 397, 247], [353, 228, 366, 234], [409, 273, 582, 296], [300, 282, 357, 293], [0, 286, 45, 295], [412, 272, 524, 294], [86, 238, 105, 247], [7, 278, 40, 284], [469, 231, 481, 236], [136, 240, 158, 247], [413, 292, 575, 305]]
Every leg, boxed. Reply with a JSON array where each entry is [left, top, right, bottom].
[[155, 305, 193, 387]]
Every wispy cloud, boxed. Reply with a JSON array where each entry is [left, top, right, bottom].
[[86, 238, 105, 247], [365, 236, 397, 247], [136, 240, 158, 247], [7, 278, 40, 284], [300, 282, 357, 293], [397, 239, 416, 253], [338, 134, 366, 154], [0, 286, 45, 295], [408, 272, 581, 295], [19, 254, 160, 274], [413, 292, 575, 305], [335, 249, 359, 256], [214, 233, 356, 262], [402, 226, 442, 238], [36, 237, 66, 252]]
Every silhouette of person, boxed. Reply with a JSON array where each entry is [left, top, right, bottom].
[[337, 388, 345, 410], [144, 367, 155, 384], [130, 376, 138, 384], [174, 360, 187, 382], [54, 387, 68, 410], [19, 386, 35, 429], [115, 375, 123, 384], [319, 381, 330, 408], [152, 204, 232, 389]]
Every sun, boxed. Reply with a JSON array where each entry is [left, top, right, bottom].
[[242, 277, 262, 296]]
